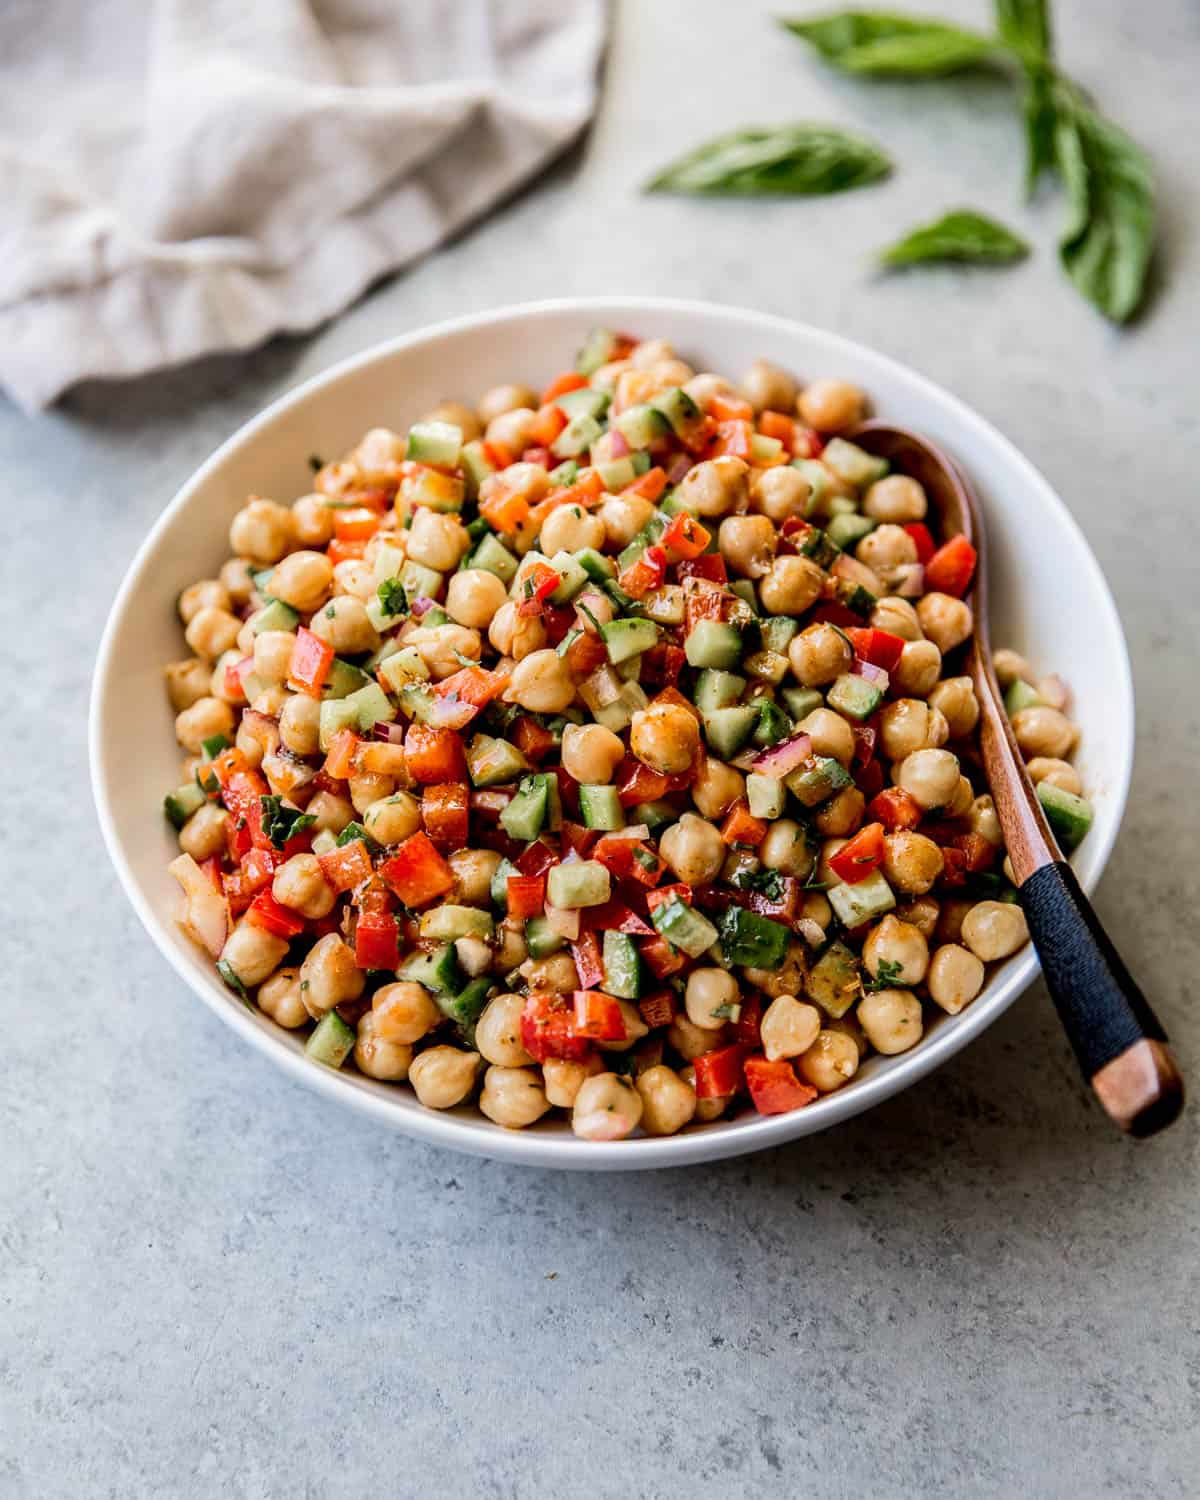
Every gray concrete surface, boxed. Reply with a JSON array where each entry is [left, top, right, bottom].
[[3, 2, 1198, 1495]]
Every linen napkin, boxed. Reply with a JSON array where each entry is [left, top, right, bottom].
[[0, 0, 607, 413]]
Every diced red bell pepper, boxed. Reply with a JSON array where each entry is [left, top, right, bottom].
[[793, 425, 824, 459], [851, 724, 877, 767], [433, 666, 510, 712], [519, 992, 591, 1063], [925, 534, 978, 598], [684, 587, 728, 635], [223, 845, 280, 910], [903, 522, 936, 565], [479, 484, 531, 534], [378, 831, 455, 907], [616, 757, 669, 808], [246, 888, 306, 940], [516, 839, 558, 878], [743, 1055, 818, 1115], [639, 935, 687, 980], [720, 800, 769, 849], [677, 554, 727, 585], [357, 876, 396, 916], [736, 993, 763, 1050], [570, 931, 604, 990], [625, 842, 667, 887], [573, 990, 626, 1041], [421, 782, 469, 849], [327, 538, 368, 566], [521, 445, 553, 470], [808, 601, 862, 630], [828, 822, 886, 885], [469, 788, 513, 821], [693, 1044, 744, 1099], [506, 874, 545, 920], [324, 728, 360, 781], [559, 820, 595, 860], [641, 643, 686, 688], [709, 419, 753, 459], [317, 838, 374, 893], [638, 990, 677, 1029], [645, 882, 693, 914], [855, 760, 885, 801], [660, 511, 711, 561], [846, 626, 906, 674], [516, 560, 562, 616], [708, 393, 754, 422], [939, 846, 969, 887], [481, 440, 514, 471], [952, 832, 997, 873], [867, 787, 923, 832], [758, 410, 797, 451], [541, 604, 577, 647], [287, 626, 335, 697], [618, 544, 668, 599], [511, 716, 555, 763], [622, 466, 669, 501], [526, 403, 570, 447], [404, 724, 467, 785], [580, 900, 654, 936], [354, 911, 401, 970], [542, 370, 588, 404], [333, 507, 383, 542]]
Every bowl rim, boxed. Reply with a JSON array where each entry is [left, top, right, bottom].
[[89, 295, 1134, 1170]]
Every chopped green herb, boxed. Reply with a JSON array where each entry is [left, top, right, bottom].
[[259, 795, 317, 851], [200, 734, 231, 760], [377, 577, 407, 618], [732, 867, 786, 901], [335, 821, 380, 854], [216, 960, 252, 1007], [864, 958, 905, 992]]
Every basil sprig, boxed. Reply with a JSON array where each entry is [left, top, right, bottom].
[[646, 124, 890, 197], [779, 12, 997, 76], [880, 209, 1029, 267], [259, 795, 316, 851]]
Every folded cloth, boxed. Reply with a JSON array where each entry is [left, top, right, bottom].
[[0, 0, 606, 412]]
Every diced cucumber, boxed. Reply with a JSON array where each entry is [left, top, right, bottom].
[[407, 420, 463, 468], [633, 799, 676, 830], [305, 1012, 356, 1069], [552, 412, 604, 459], [797, 524, 840, 570], [471, 533, 519, 584], [555, 386, 610, 422], [419, 905, 494, 942], [250, 598, 300, 635], [547, 551, 590, 603], [372, 540, 406, 585], [490, 857, 519, 910], [467, 734, 530, 788], [548, 459, 580, 488], [576, 327, 620, 375], [500, 775, 551, 841], [401, 560, 443, 603], [826, 673, 884, 722], [703, 705, 760, 759], [323, 658, 372, 700], [828, 869, 896, 928], [655, 387, 707, 448], [343, 681, 396, 732], [759, 616, 800, 654], [403, 467, 464, 513], [319, 697, 361, 751], [396, 682, 440, 724], [461, 440, 496, 497], [749, 432, 784, 464], [525, 916, 566, 959], [578, 784, 625, 831], [601, 617, 659, 665], [826, 512, 876, 551], [822, 438, 889, 489], [377, 647, 430, 697], [596, 456, 638, 491], [717, 907, 791, 970], [639, 585, 686, 626], [546, 860, 611, 909], [786, 756, 853, 807], [753, 698, 793, 747], [574, 546, 616, 583], [544, 772, 564, 832], [728, 580, 758, 613], [827, 495, 857, 517], [602, 931, 642, 1000], [651, 898, 718, 959], [436, 977, 494, 1048], [782, 686, 825, 721], [311, 829, 338, 857], [1005, 679, 1042, 716], [806, 940, 861, 1018], [744, 649, 790, 685], [792, 459, 834, 516], [747, 773, 786, 820], [614, 403, 671, 450], [685, 619, 742, 670], [695, 669, 746, 713], [400, 943, 463, 995], [1037, 781, 1093, 850], [827, 577, 877, 618], [164, 782, 207, 830]]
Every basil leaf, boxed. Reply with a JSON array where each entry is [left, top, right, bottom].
[[880, 209, 1029, 267], [994, 0, 1051, 64], [645, 125, 890, 197], [1018, 63, 1059, 192], [1052, 81, 1155, 323], [259, 795, 317, 851], [779, 11, 995, 76]]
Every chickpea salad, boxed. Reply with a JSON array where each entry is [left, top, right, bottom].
[[162, 331, 1094, 1139]]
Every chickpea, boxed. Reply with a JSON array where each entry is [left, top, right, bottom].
[[685, 969, 740, 1031], [759, 555, 824, 616], [968, 794, 1004, 847], [305, 790, 355, 836], [252, 630, 297, 685], [179, 802, 229, 861], [597, 1000, 649, 1054], [761, 995, 822, 1062], [444, 569, 507, 631], [292, 494, 335, 548], [745, 941, 808, 1000], [992, 648, 1034, 688], [175, 696, 235, 753], [455, 936, 492, 979], [494, 917, 528, 972], [486, 407, 537, 453], [659, 812, 725, 886], [635, 1066, 698, 1136], [928, 676, 979, 740], [540, 503, 605, 555], [679, 1062, 729, 1121], [272, 854, 336, 919], [750, 465, 811, 524], [818, 838, 849, 890], [668, 1013, 723, 1062], [571, 1073, 644, 1141], [252, 684, 288, 719], [892, 639, 942, 697], [815, 785, 866, 838], [600, 491, 655, 549], [219, 558, 257, 607], [278, 694, 322, 757], [423, 400, 482, 442], [864, 914, 929, 986], [759, 819, 816, 880], [407, 623, 481, 681], [258, 968, 310, 1030], [857, 988, 924, 1055], [520, 953, 582, 998], [573, 588, 615, 633], [1026, 757, 1083, 797], [863, 474, 927, 524], [691, 755, 744, 819], [798, 1029, 860, 1092], [895, 895, 940, 940], [488, 600, 546, 661], [801, 890, 833, 933], [354, 1013, 413, 1081], [897, 748, 960, 811], [445, 849, 500, 908], [927, 943, 986, 1015], [934, 897, 973, 947], [308, 596, 380, 656], [797, 379, 865, 433], [676, 457, 750, 519], [683, 372, 735, 409], [480, 1066, 551, 1129], [407, 508, 470, 571], [1037, 675, 1070, 712], [799, 707, 855, 768], [561, 723, 625, 785], [879, 699, 941, 761], [409, 1046, 480, 1109], [165, 658, 214, 712], [630, 702, 700, 776], [477, 382, 537, 426], [737, 358, 796, 414], [630, 337, 677, 369], [348, 771, 394, 815], [506, 649, 576, 714], [473, 995, 532, 1067], [178, 580, 231, 626], [185, 606, 242, 662], [220, 919, 289, 988], [719, 515, 777, 579], [857, 524, 917, 574], [789, 622, 852, 687], [961, 900, 1028, 962], [917, 593, 974, 654], [1012, 706, 1077, 760], [882, 831, 944, 895], [229, 497, 293, 563], [543, 1056, 603, 1108], [233, 710, 273, 769], [298, 934, 365, 1018]]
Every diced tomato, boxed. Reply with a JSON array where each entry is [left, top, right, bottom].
[[481, 440, 515, 471], [639, 935, 686, 980], [709, 419, 753, 459], [573, 990, 626, 1041], [758, 410, 797, 451], [500, 719, 550, 770], [952, 832, 997, 873], [327, 538, 368, 566], [516, 839, 558, 878], [246, 888, 306, 940], [516, 560, 562, 616], [506, 874, 545, 920], [736, 993, 763, 1050], [223, 845, 280, 910], [625, 842, 667, 887], [684, 587, 728, 635], [660, 511, 711, 561], [794, 425, 824, 459], [616, 757, 669, 808], [521, 445, 553, 470], [433, 666, 510, 711], [354, 911, 400, 970], [479, 485, 531, 534], [333, 507, 383, 542], [867, 787, 923, 832], [638, 990, 676, 1028], [582, 901, 653, 937], [677, 554, 727, 585], [622, 466, 669, 501], [851, 724, 877, 767], [645, 882, 692, 914], [693, 1044, 744, 1099], [324, 728, 360, 781], [564, 630, 609, 678], [939, 846, 969, 887], [846, 626, 906, 674], [808, 601, 862, 630], [720, 800, 769, 849], [526, 402, 569, 447], [317, 838, 373, 893], [404, 724, 467, 785], [619, 544, 668, 599], [557, 822, 594, 861], [542, 370, 588, 404], [378, 831, 455, 907], [828, 822, 886, 885], [520, 993, 591, 1063], [287, 626, 335, 697], [709, 393, 754, 422], [421, 782, 469, 848], [570, 931, 604, 990], [641, 642, 685, 688], [903, 522, 936, 565], [743, 1055, 818, 1115], [925, 534, 978, 598], [198, 854, 224, 892]]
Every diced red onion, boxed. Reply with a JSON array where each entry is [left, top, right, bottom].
[[856, 661, 890, 688], [608, 429, 631, 460], [374, 722, 408, 744], [796, 917, 826, 949], [410, 596, 436, 618], [894, 563, 925, 598], [750, 732, 812, 778], [666, 453, 695, 484]]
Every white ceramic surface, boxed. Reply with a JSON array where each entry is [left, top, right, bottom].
[[89, 298, 1134, 1171]]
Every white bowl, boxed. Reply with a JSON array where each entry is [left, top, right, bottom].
[[90, 298, 1133, 1170]]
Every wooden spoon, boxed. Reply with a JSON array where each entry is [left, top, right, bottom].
[[849, 421, 1183, 1137]]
